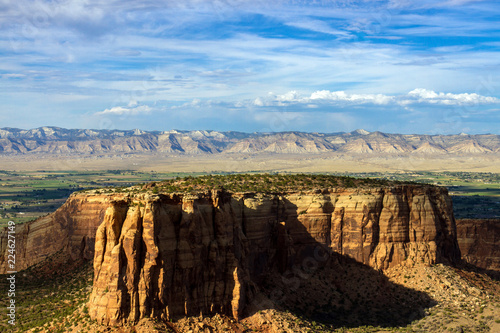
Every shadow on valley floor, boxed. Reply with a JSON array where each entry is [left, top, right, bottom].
[[458, 262, 500, 282], [242, 197, 438, 329], [247, 252, 437, 329]]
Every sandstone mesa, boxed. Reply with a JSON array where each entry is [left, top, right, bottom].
[[1, 177, 473, 326]]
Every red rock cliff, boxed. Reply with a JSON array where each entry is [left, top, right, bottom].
[[0, 194, 110, 273], [84, 185, 460, 325], [0, 185, 461, 324]]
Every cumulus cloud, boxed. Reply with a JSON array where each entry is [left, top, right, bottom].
[[253, 90, 395, 107], [171, 98, 221, 110], [94, 103, 152, 116], [252, 91, 304, 106], [276, 91, 301, 102], [403, 88, 499, 105], [251, 89, 499, 108], [309, 90, 395, 105]]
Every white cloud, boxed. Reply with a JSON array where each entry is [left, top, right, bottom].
[[276, 91, 301, 102], [253, 90, 390, 107], [253, 97, 264, 107], [170, 98, 206, 109], [404, 88, 499, 105], [94, 104, 152, 116], [309, 90, 395, 105], [251, 90, 396, 107], [250, 89, 499, 108]]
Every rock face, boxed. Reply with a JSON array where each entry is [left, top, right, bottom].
[[456, 219, 500, 271], [0, 184, 462, 325], [85, 186, 460, 325], [0, 194, 110, 273]]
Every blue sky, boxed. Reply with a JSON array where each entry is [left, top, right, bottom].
[[1, 0, 500, 134]]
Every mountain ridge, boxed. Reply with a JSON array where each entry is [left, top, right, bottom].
[[0, 126, 498, 155]]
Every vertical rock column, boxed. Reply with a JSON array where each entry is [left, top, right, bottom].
[[89, 200, 130, 325]]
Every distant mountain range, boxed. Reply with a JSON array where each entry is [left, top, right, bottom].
[[0, 126, 498, 155]]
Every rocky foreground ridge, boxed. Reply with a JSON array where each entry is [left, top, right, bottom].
[[1, 175, 466, 327], [0, 126, 499, 155]]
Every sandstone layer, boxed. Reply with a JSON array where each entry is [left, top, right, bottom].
[[84, 185, 460, 325], [456, 219, 500, 272]]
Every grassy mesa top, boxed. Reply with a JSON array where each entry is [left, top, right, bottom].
[[94, 173, 411, 195]]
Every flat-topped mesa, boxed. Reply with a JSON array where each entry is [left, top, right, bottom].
[[0, 175, 461, 325], [0, 174, 386, 274], [87, 184, 460, 325]]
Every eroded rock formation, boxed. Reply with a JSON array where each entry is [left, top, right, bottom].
[[85, 186, 460, 325], [0, 194, 110, 273], [0, 184, 464, 325]]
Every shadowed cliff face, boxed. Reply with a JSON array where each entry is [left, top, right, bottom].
[[85, 186, 460, 326], [456, 219, 500, 272]]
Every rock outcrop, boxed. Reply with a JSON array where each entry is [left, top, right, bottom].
[[0, 194, 110, 273], [85, 185, 460, 325], [456, 219, 500, 272], [0, 184, 462, 325]]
